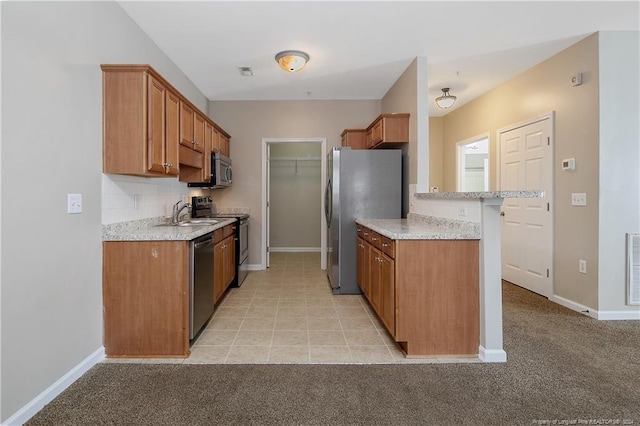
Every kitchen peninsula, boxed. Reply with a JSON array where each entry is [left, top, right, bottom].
[[359, 190, 543, 362]]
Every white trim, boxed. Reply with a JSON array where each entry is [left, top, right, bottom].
[[596, 310, 640, 320], [3, 347, 105, 426], [270, 247, 321, 253], [261, 138, 327, 272], [478, 346, 507, 363], [552, 293, 640, 320], [240, 263, 263, 271], [549, 294, 597, 319]]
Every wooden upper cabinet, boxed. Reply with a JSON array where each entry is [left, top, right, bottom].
[[203, 121, 213, 182], [102, 66, 178, 177], [193, 112, 206, 153], [102, 64, 230, 179], [147, 75, 166, 174], [218, 128, 230, 158], [341, 129, 367, 150], [211, 126, 220, 153], [180, 102, 195, 149], [164, 91, 180, 175], [366, 113, 410, 149]]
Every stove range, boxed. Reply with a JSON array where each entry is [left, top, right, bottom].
[[191, 196, 249, 287]]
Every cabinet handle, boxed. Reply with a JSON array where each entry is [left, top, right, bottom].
[[364, 232, 368, 236], [371, 237, 377, 241], [382, 243, 389, 247]]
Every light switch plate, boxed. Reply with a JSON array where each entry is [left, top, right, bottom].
[[68, 193, 82, 214], [571, 193, 587, 206]]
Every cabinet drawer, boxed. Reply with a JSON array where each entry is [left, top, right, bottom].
[[380, 235, 395, 258], [370, 231, 382, 249], [361, 227, 372, 243], [223, 224, 235, 239], [357, 225, 365, 239]]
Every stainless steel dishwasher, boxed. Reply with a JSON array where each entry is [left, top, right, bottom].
[[190, 232, 215, 340]]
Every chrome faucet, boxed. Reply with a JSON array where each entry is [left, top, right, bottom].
[[172, 200, 191, 224]]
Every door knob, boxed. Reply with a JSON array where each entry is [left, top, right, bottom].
[[500, 212, 505, 216]]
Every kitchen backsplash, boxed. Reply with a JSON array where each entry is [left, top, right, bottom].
[[102, 174, 190, 224]]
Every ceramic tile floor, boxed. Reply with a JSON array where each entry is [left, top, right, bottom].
[[105, 252, 480, 365]]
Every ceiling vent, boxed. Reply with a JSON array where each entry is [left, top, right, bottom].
[[238, 67, 253, 77]]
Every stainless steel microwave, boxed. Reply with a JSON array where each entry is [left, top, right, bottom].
[[188, 152, 232, 189]]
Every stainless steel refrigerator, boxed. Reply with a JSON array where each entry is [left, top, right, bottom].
[[324, 147, 402, 294]]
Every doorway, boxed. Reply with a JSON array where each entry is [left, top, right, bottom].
[[456, 134, 490, 192], [261, 138, 327, 270], [498, 113, 554, 297]]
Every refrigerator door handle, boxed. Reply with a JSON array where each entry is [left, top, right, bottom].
[[324, 179, 332, 227]]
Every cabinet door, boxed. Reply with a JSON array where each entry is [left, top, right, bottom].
[[179, 102, 194, 149], [164, 91, 180, 175], [369, 246, 381, 313], [356, 237, 368, 295], [203, 121, 213, 182], [226, 235, 236, 286], [220, 134, 230, 157], [211, 127, 220, 153], [379, 253, 395, 336], [147, 75, 166, 174], [371, 119, 383, 146], [213, 240, 225, 303], [193, 112, 206, 153]]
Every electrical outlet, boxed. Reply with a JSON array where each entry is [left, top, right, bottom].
[[579, 259, 587, 274], [571, 193, 587, 206], [67, 194, 82, 214], [458, 207, 467, 217]]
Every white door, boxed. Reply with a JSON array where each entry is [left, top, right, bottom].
[[499, 116, 553, 297]]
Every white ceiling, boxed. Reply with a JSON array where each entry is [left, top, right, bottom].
[[118, 1, 639, 116]]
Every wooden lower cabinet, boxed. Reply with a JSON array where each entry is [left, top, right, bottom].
[[357, 225, 479, 357], [213, 225, 236, 304], [103, 240, 190, 357]]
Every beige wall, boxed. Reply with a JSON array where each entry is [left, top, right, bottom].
[[269, 143, 322, 250], [208, 100, 381, 265], [381, 58, 425, 215], [441, 34, 601, 309]]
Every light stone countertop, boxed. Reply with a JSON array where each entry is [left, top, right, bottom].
[[415, 190, 544, 199], [102, 216, 237, 241], [356, 214, 480, 240]]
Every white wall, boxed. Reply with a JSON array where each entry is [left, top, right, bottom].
[[597, 31, 640, 313], [1, 2, 210, 421]]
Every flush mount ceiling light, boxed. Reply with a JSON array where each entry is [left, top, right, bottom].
[[435, 88, 457, 109], [275, 50, 310, 72]]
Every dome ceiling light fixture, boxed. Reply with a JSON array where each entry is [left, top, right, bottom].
[[275, 50, 310, 72], [435, 87, 457, 109]]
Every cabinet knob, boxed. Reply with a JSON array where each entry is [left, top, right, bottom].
[[372, 237, 377, 241], [382, 243, 389, 247]]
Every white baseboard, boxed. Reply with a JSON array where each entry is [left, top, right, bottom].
[[269, 247, 321, 253], [3, 346, 105, 426], [549, 295, 640, 320], [478, 346, 507, 363], [550, 294, 598, 319], [241, 263, 263, 271], [595, 310, 640, 320]]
